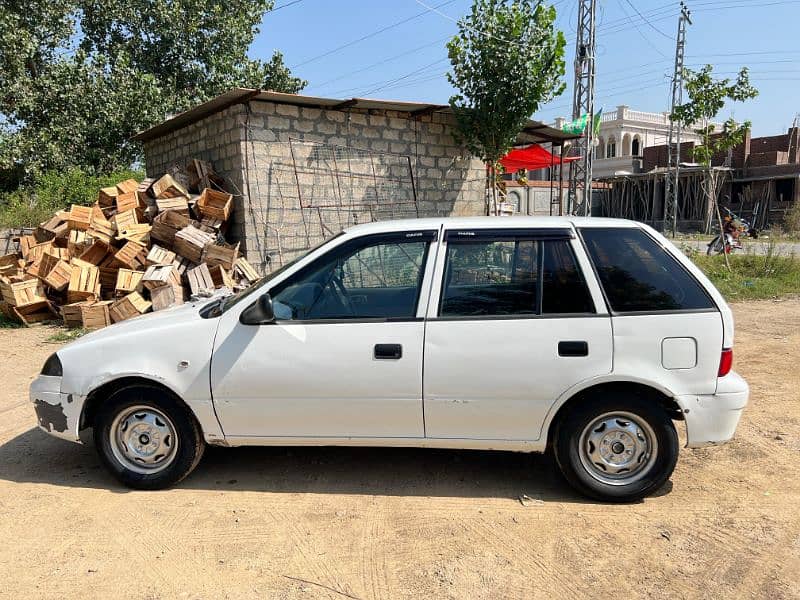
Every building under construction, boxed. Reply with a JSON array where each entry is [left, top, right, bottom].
[[596, 126, 800, 231]]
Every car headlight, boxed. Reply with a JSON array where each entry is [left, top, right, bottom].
[[41, 353, 63, 377]]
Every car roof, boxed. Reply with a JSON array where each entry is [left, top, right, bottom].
[[343, 216, 640, 235]]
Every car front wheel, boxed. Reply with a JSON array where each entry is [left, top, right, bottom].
[[94, 386, 205, 490], [554, 395, 679, 502]]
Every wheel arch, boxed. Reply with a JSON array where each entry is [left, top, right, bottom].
[[544, 379, 683, 448], [80, 375, 200, 433]]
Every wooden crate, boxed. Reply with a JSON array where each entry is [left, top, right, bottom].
[[10, 300, 58, 325], [1, 278, 45, 307], [18, 235, 37, 260], [174, 225, 215, 264], [67, 230, 92, 257], [172, 256, 193, 281], [208, 264, 234, 289], [36, 213, 69, 241], [234, 257, 260, 285], [137, 178, 155, 198], [113, 209, 138, 232], [0, 253, 21, 278], [187, 263, 215, 296], [152, 173, 189, 199], [98, 186, 119, 207], [44, 260, 73, 292], [68, 205, 93, 231], [68, 262, 100, 303], [115, 269, 144, 295], [156, 196, 190, 216], [141, 264, 180, 290], [26, 241, 53, 264], [115, 178, 139, 195], [204, 242, 239, 270], [146, 245, 176, 266], [114, 241, 148, 270], [151, 210, 191, 247], [116, 191, 143, 213], [117, 223, 151, 245], [28, 252, 60, 281], [200, 216, 226, 233], [87, 218, 116, 245], [78, 240, 111, 266], [150, 284, 180, 311], [196, 188, 233, 222], [109, 291, 151, 323], [60, 301, 90, 328], [81, 300, 113, 330]]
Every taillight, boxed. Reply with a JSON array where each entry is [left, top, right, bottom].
[[718, 348, 733, 377]]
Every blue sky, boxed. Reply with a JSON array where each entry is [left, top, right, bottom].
[[252, 0, 800, 136]]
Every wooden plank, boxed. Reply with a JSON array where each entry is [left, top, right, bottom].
[[208, 264, 234, 289], [156, 195, 190, 217], [146, 245, 177, 266], [234, 257, 260, 285]]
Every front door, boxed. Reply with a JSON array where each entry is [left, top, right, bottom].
[[210, 230, 437, 439], [423, 228, 613, 441]]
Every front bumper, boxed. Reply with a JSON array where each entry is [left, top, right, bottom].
[[676, 371, 750, 448], [30, 375, 82, 443]]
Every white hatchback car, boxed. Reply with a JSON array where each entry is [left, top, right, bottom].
[[31, 217, 749, 501]]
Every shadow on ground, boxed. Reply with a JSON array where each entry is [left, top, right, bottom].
[[0, 427, 671, 503]]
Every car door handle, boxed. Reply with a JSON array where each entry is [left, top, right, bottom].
[[374, 344, 402, 360], [559, 341, 588, 357]]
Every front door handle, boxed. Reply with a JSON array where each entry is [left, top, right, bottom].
[[374, 344, 402, 360], [559, 341, 588, 357]]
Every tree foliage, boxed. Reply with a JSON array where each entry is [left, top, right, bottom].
[[0, 0, 305, 179], [446, 0, 566, 165], [671, 65, 759, 168]]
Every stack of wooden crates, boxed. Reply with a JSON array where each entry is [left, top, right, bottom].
[[0, 160, 261, 329]]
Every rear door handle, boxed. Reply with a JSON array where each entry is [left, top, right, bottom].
[[374, 344, 403, 360], [559, 341, 588, 357]]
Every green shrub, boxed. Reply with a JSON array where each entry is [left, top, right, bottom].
[[693, 253, 800, 301], [784, 201, 800, 234], [0, 167, 144, 228]]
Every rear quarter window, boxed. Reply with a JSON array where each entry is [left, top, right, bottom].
[[579, 227, 715, 312]]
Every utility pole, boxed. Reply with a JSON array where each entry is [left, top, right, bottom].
[[664, 2, 691, 237], [567, 0, 597, 216]]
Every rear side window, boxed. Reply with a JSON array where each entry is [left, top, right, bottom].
[[579, 227, 714, 312], [439, 234, 594, 317]]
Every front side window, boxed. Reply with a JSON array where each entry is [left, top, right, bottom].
[[579, 227, 715, 312], [439, 232, 595, 317], [269, 233, 432, 320]]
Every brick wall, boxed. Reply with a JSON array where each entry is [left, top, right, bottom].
[[143, 100, 485, 272]]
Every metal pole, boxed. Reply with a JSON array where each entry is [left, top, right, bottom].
[[665, 2, 691, 236], [567, 0, 597, 217]]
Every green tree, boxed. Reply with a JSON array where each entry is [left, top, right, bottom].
[[447, 0, 565, 214], [0, 0, 305, 179], [670, 65, 758, 268]]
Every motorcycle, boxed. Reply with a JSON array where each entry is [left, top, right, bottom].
[[706, 207, 758, 255]]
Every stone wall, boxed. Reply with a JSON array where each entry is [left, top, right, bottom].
[[143, 100, 485, 273]]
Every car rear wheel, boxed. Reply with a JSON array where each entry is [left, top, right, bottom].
[[94, 386, 205, 490], [554, 395, 679, 502]]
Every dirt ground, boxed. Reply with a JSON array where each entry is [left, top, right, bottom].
[[1, 300, 799, 600]]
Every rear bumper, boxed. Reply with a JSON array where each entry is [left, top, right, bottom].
[[30, 375, 82, 443], [676, 371, 749, 448]]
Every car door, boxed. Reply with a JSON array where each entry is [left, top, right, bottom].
[[422, 227, 613, 441], [210, 230, 437, 439]]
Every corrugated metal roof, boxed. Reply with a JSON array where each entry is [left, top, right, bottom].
[[132, 88, 578, 145]]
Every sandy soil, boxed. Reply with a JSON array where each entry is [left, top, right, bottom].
[[1, 301, 799, 599]]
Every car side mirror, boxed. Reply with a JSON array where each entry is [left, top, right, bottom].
[[239, 293, 275, 325]]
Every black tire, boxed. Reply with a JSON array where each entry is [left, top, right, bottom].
[[93, 386, 205, 490], [707, 235, 722, 255], [554, 394, 679, 502]]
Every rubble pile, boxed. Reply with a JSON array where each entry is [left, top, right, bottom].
[[0, 161, 259, 329]]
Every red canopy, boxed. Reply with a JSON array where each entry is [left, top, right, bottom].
[[499, 144, 578, 172]]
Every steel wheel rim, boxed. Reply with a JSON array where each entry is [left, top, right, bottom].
[[109, 405, 179, 475], [578, 411, 658, 486]]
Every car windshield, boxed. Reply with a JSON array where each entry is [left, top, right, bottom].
[[220, 233, 343, 313]]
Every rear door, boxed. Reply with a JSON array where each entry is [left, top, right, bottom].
[[578, 226, 723, 396], [422, 227, 613, 441]]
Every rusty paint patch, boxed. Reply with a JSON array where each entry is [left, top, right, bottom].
[[34, 399, 68, 433]]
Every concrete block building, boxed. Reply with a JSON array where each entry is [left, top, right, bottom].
[[135, 89, 573, 272]]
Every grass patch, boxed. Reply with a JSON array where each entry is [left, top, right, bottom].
[[45, 328, 88, 343], [692, 253, 800, 302], [0, 313, 23, 328]]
